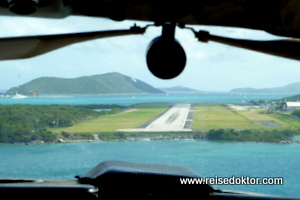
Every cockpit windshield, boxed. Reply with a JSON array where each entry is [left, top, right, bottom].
[[0, 15, 300, 199]]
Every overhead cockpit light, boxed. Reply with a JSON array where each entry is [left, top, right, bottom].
[[146, 23, 186, 79], [146, 36, 186, 79]]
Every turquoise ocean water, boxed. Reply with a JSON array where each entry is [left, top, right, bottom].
[[0, 92, 299, 198], [0, 92, 296, 105]]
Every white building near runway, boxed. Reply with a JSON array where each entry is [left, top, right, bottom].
[[283, 102, 300, 111]]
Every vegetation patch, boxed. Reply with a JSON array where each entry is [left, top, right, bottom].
[[0, 130, 56, 143], [0, 104, 125, 143], [59, 131, 95, 141], [292, 110, 300, 119], [205, 129, 299, 142]]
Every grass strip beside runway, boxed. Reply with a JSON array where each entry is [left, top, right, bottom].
[[51, 107, 167, 133], [192, 104, 262, 129]]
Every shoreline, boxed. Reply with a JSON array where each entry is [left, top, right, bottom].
[[1, 135, 298, 145]]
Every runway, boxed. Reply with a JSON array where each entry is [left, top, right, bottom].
[[118, 103, 192, 132]]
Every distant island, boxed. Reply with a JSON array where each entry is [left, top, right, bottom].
[[6, 72, 164, 95], [230, 82, 300, 93], [159, 86, 200, 93]]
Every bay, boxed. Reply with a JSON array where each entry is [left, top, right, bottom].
[[0, 92, 296, 105], [0, 140, 299, 198]]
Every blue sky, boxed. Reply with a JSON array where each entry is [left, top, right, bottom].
[[0, 15, 300, 91]]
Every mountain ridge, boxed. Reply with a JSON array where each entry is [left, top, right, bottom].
[[6, 72, 164, 95]]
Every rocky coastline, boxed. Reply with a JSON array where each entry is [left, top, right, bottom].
[[1, 134, 298, 145]]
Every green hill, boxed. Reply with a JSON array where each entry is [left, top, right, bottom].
[[230, 82, 300, 93], [6, 72, 164, 95]]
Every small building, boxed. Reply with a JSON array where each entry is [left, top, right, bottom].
[[283, 102, 300, 111]]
